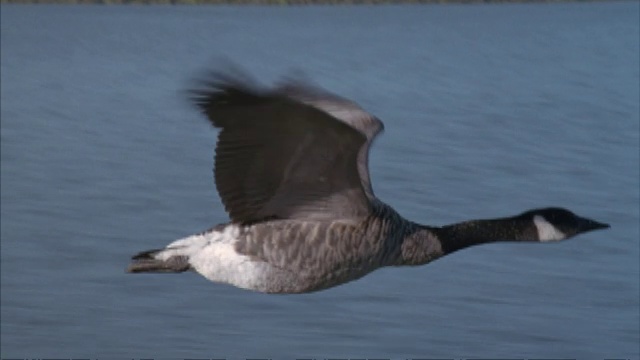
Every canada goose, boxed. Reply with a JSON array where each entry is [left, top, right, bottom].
[[127, 71, 610, 294]]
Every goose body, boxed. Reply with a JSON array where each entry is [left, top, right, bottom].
[[128, 71, 610, 294]]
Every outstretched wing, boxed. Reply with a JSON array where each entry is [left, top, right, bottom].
[[190, 72, 384, 225], [275, 80, 384, 200]]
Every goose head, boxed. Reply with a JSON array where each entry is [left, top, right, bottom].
[[518, 207, 610, 242]]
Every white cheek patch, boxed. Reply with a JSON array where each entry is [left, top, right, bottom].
[[533, 215, 566, 242]]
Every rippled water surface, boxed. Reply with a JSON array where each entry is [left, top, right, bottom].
[[1, 2, 639, 359]]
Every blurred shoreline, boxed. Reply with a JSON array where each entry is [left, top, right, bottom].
[[0, 0, 617, 5]]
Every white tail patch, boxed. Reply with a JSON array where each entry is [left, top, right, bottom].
[[533, 215, 566, 242], [153, 225, 267, 291]]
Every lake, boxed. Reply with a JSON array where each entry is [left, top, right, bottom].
[[1, 2, 638, 359]]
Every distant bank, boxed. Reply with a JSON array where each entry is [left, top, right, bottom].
[[0, 0, 614, 4]]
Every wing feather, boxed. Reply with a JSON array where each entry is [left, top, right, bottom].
[[190, 72, 384, 224]]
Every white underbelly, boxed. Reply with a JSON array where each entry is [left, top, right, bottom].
[[156, 225, 273, 291]]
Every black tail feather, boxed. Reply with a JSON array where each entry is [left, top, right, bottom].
[[127, 249, 191, 273], [131, 248, 164, 260]]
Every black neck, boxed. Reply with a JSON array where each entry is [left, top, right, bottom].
[[431, 216, 538, 255]]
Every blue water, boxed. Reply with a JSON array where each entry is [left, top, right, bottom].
[[1, 2, 638, 359]]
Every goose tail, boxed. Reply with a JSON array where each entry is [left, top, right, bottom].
[[127, 249, 191, 273]]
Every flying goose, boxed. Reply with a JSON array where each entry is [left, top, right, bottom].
[[127, 71, 610, 294]]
